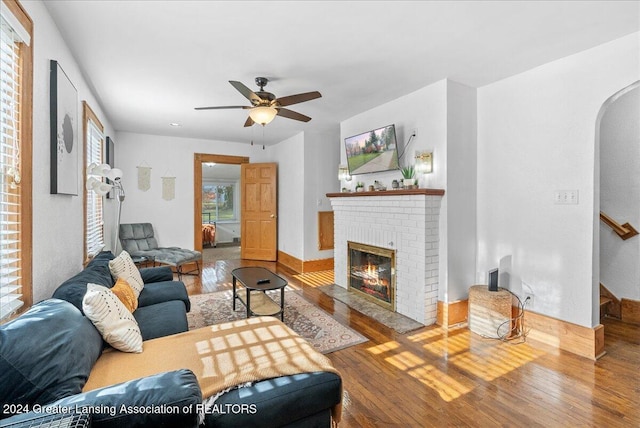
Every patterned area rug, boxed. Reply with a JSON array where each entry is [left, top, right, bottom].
[[187, 289, 368, 354]]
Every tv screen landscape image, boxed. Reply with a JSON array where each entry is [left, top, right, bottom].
[[345, 124, 400, 175]]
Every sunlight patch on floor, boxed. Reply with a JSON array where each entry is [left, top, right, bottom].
[[408, 365, 474, 401], [367, 327, 546, 401], [366, 341, 401, 355], [293, 270, 334, 287]]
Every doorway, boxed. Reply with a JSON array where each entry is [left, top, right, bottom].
[[595, 81, 640, 325], [193, 153, 249, 256]]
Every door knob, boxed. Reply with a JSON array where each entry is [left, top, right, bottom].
[[270, 214, 277, 218]]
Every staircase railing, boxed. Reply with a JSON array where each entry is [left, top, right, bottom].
[[600, 211, 639, 240]]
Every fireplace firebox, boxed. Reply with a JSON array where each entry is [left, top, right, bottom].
[[347, 241, 396, 311]]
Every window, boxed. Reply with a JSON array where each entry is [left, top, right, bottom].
[[0, 0, 32, 322], [202, 182, 237, 223], [83, 102, 105, 261]]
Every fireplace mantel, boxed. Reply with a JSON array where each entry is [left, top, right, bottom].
[[326, 188, 445, 198]]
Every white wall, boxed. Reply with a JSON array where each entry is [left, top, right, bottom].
[[477, 33, 640, 327], [116, 129, 337, 262], [303, 130, 340, 261], [599, 83, 640, 300], [269, 132, 305, 259], [114, 132, 268, 250], [446, 81, 477, 301], [340, 80, 448, 191], [23, 0, 115, 303], [339, 79, 478, 303]]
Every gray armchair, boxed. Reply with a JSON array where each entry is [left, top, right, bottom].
[[119, 223, 202, 279]]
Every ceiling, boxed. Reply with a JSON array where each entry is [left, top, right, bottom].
[[44, 1, 639, 146]]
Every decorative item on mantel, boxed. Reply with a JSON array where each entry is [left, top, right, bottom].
[[373, 180, 386, 191], [401, 165, 416, 188], [355, 181, 365, 192]]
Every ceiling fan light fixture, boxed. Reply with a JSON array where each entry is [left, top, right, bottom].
[[249, 106, 277, 125]]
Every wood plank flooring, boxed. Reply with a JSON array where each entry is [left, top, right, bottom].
[[182, 257, 640, 427]]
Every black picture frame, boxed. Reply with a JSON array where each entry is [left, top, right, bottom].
[[105, 136, 115, 199], [50, 60, 79, 195]]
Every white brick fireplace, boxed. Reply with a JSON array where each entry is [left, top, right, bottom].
[[328, 189, 444, 325]]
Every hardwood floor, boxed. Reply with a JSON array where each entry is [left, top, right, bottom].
[[182, 259, 640, 427]]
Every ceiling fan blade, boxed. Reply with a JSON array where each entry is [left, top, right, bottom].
[[194, 105, 251, 110], [276, 107, 311, 122], [276, 91, 322, 107], [244, 116, 255, 127], [229, 81, 262, 104]]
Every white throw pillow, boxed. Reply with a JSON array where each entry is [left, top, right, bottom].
[[83, 283, 143, 353], [109, 251, 144, 297]]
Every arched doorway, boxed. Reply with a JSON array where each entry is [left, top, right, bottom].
[[594, 80, 640, 325]]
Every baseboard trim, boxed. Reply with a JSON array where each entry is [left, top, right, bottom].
[[525, 310, 605, 360], [303, 258, 334, 273], [444, 295, 606, 360], [277, 251, 333, 274], [621, 298, 640, 324], [277, 251, 302, 273], [437, 299, 468, 327]]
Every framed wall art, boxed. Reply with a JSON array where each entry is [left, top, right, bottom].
[[50, 60, 79, 195]]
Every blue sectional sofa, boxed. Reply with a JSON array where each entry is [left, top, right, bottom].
[[0, 251, 342, 427]]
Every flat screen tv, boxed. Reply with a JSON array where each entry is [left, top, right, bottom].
[[345, 124, 400, 175]]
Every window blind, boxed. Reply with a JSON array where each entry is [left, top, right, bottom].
[[86, 120, 105, 258], [0, 13, 24, 321]]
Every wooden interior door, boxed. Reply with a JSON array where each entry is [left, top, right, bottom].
[[241, 163, 278, 261]]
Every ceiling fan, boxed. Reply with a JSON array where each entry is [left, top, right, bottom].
[[195, 77, 321, 127]]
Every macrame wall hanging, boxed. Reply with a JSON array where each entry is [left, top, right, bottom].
[[137, 163, 151, 191], [162, 176, 175, 201]]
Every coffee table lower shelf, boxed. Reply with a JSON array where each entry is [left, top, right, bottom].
[[235, 289, 283, 319]]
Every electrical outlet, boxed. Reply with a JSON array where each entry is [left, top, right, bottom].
[[524, 293, 534, 307]]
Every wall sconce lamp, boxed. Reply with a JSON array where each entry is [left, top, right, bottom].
[[338, 164, 352, 181], [414, 151, 433, 174]]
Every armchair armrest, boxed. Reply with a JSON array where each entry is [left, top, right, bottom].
[[139, 266, 174, 283], [12, 370, 202, 428]]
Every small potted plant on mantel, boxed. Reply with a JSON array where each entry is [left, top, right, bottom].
[[355, 181, 365, 192], [401, 165, 416, 187]]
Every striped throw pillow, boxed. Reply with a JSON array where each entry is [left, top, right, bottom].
[[108, 251, 144, 297], [83, 283, 143, 353]]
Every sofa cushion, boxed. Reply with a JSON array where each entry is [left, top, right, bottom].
[[108, 251, 144, 297], [83, 284, 143, 353], [133, 300, 189, 341], [139, 266, 174, 284], [206, 372, 342, 428], [138, 280, 191, 312], [0, 299, 103, 416], [52, 251, 115, 312]]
